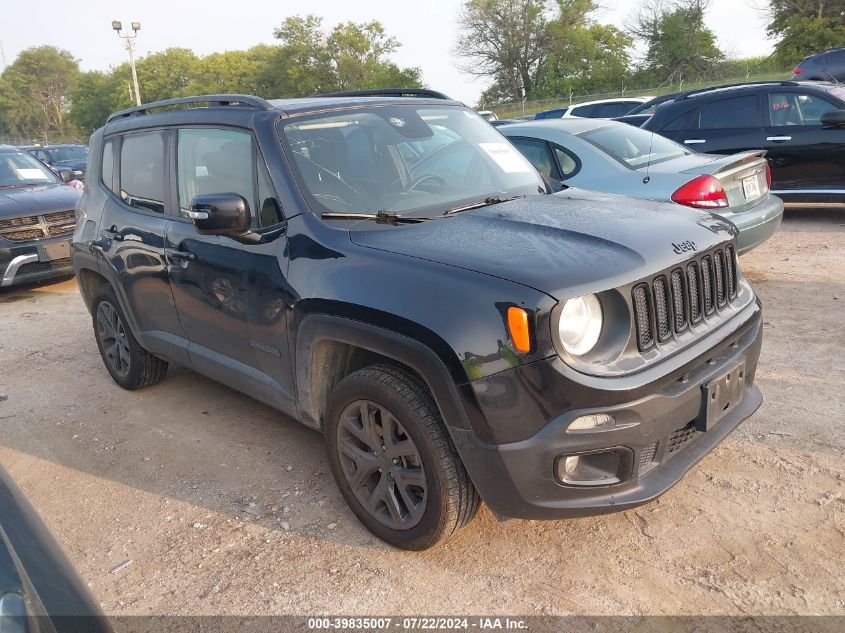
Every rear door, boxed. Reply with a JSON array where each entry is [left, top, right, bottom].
[[669, 93, 765, 155], [165, 126, 295, 411], [762, 90, 845, 194], [96, 129, 189, 364]]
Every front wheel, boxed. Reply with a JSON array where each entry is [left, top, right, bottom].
[[324, 364, 479, 550]]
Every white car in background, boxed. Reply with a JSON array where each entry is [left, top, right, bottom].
[[534, 96, 656, 120]]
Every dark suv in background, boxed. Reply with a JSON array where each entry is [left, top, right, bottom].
[[73, 92, 763, 549], [792, 48, 845, 82], [642, 81, 845, 203], [22, 144, 89, 181]]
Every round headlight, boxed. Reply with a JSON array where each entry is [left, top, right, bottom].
[[557, 294, 603, 356]]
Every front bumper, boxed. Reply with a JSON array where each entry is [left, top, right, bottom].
[[726, 194, 784, 254], [450, 300, 763, 520], [0, 237, 73, 287]]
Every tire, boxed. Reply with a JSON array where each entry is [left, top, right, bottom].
[[91, 285, 168, 390], [324, 363, 479, 550]]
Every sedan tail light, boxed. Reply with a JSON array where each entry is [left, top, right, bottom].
[[764, 162, 772, 190], [671, 175, 729, 209]]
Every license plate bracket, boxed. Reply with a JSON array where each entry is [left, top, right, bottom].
[[698, 360, 746, 431], [742, 175, 760, 200], [38, 240, 70, 262]]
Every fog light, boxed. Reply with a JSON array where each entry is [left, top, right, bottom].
[[555, 451, 623, 486], [567, 413, 615, 432]]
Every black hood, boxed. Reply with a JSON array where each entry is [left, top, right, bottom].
[[0, 183, 81, 219], [349, 189, 736, 300]]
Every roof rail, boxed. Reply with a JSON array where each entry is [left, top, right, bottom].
[[313, 88, 452, 100], [678, 80, 800, 100], [106, 94, 274, 123]]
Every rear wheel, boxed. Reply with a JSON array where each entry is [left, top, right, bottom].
[[325, 364, 479, 550], [92, 285, 168, 390]]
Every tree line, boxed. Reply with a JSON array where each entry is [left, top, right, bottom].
[[458, 0, 838, 105], [0, 1, 841, 139]]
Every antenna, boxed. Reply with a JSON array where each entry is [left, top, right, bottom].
[[643, 127, 655, 185]]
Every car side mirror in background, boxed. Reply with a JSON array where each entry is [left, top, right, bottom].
[[821, 110, 845, 127], [57, 168, 75, 183], [188, 193, 252, 237]]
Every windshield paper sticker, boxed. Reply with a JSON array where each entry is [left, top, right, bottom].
[[16, 169, 51, 180], [478, 143, 533, 174]]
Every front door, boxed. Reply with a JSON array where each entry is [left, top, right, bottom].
[[165, 127, 295, 412], [97, 130, 189, 365], [762, 91, 845, 195], [666, 93, 765, 156]]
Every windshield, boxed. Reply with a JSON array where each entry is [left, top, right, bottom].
[[0, 150, 60, 187], [46, 146, 87, 162], [279, 105, 544, 216], [579, 124, 690, 169]]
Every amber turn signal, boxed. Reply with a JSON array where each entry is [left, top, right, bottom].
[[507, 306, 531, 353]]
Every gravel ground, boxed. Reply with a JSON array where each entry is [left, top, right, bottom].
[[0, 208, 843, 616]]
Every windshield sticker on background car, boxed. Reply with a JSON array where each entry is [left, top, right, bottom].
[[478, 143, 534, 173]]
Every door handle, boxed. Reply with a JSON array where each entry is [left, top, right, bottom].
[[167, 250, 195, 263], [684, 139, 706, 145], [100, 227, 123, 241], [766, 136, 792, 143]]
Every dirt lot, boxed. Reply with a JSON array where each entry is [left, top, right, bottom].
[[0, 208, 843, 617]]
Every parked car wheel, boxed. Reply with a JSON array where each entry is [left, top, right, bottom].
[[92, 285, 168, 390], [325, 364, 479, 549]]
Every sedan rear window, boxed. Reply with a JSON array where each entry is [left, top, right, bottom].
[[578, 125, 690, 170]]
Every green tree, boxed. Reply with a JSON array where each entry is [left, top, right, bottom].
[[631, 0, 724, 83], [133, 48, 200, 102], [767, 0, 845, 66], [455, 0, 552, 103], [69, 70, 128, 134], [0, 45, 80, 137]]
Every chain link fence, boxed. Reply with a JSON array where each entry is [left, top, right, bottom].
[[486, 71, 791, 119], [0, 133, 87, 147]]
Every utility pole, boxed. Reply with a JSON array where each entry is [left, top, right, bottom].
[[112, 20, 142, 106]]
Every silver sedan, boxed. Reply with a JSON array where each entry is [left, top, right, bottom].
[[499, 118, 784, 254]]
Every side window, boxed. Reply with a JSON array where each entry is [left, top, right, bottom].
[[768, 92, 837, 126], [177, 128, 257, 228], [509, 138, 557, 180], [570, 104, 595, 118], [698, 95, 761, 129], [257, 160, 283, 227], [552, 145, 579, 179], [594, 102, 637, 118], [120, 131, 166, 213], [101, 139, 115, 192]]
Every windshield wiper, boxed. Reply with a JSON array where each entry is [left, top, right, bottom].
[[320, 211, 438, 226], [443, 196, 522, 215]]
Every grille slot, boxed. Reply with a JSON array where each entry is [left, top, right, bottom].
[[701, 256, 715, 315], [670, 269, 687, 332], [632, 284, 653, 351], [653, 276, 672, 342], [0, 215, 38, 229], [687, 263, 701, 323], [43, 210, 75, 223], [714, 250, 726, 307], [17, 258, 72, 276], [725, 246, 736, 299]]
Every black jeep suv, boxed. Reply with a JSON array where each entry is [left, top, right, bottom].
[[72, 92, 763, 549]]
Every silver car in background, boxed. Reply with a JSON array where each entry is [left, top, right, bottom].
[[500, 118, 784, 254]]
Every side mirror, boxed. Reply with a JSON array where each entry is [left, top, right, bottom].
[[821, 109, 845, 127], [57, 167, 75, 183], [188, 193, 251, 237]]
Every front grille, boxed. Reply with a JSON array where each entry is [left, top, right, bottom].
[[666, 421, 699, 456], [0, 210, 76, 242], [17, 257, 72, 276], [632, 246, 738, 352]]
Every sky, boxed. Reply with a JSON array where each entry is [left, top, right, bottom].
[[1, 0, 775, 105]]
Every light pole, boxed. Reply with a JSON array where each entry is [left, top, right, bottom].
[[112, 20, 142, 106]]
